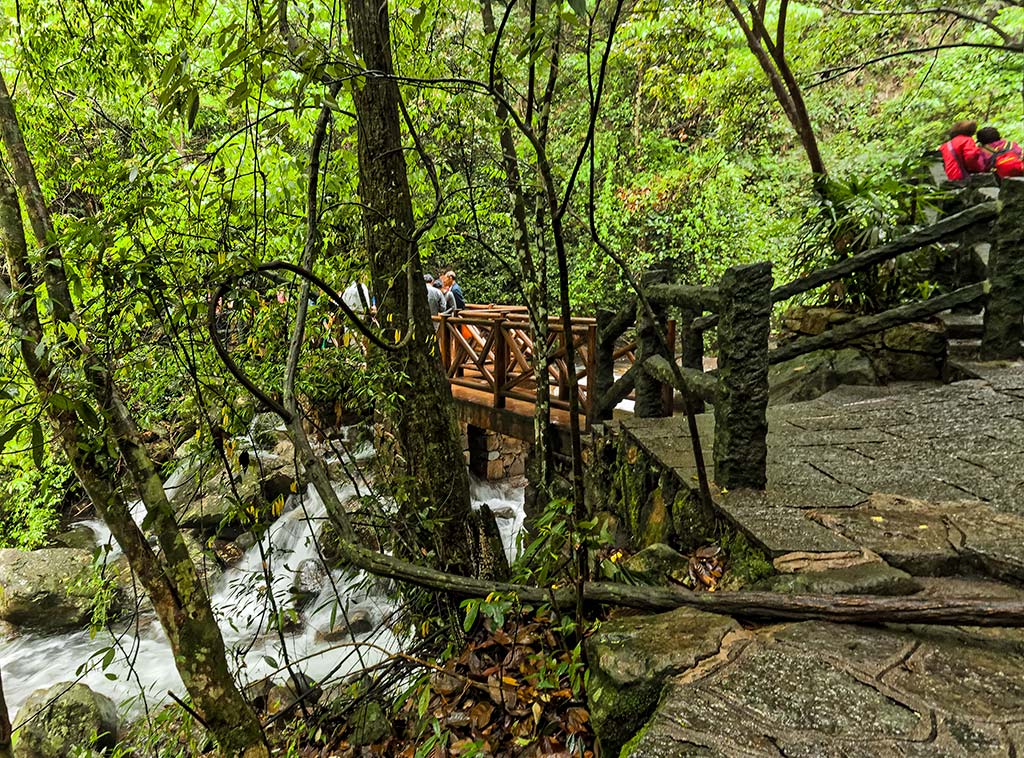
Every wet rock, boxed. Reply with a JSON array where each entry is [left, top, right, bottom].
[[585, 607, 739, 757], [265, 672, 323, 717], [170, 448, 298, 535], [314, 609, 374, 643], [0, 548, 112, 631], [320, 503, 382, 564], [349, 700, 390, 746], [250, 412, 290, 448], [211, 538, 245, 566], [182, 531, 222, 588], [13, 682, 118, 757], [772, 549, 881, 574], [291, 558, 328, 610], [770, 348, 878, 405], [52, 525, 98, 551], [624, 621, 1024, 756], [755, 561, 921, 596], [621, 543, 690, 585]]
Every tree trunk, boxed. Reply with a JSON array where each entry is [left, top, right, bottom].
[[0, 72, 267, 757], [344, 0, 478, 575]]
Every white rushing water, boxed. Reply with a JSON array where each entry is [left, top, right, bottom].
[[1, 452, 525, 721]]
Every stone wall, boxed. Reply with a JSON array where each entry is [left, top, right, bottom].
[[585, 424, 719, 553], [771, 306, 949, 404], [463, 424, 528, 481]]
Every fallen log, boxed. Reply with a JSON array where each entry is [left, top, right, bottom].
[[342, 540, 1024, 627]]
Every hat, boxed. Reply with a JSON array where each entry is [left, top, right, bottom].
[[424, 274, 434, 283]]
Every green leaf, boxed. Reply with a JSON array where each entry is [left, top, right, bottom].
[[0, 423, 22, 453], [567, 0, 586, 17], [186, 90, 200, 130], [462, 599, 479, 632], [411, 5, 427, 34]]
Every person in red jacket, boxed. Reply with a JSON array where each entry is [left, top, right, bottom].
[[977, 126, 1024, 178], [940, 120, 987, 181]]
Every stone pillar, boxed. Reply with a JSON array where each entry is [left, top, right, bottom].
[[982, 178, 1024, 360], [714, 262, 772, 490], [634, 270, 669, 418]]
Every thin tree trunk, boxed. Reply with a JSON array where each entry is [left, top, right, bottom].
[[479, 0, 554, 507], [724, 0, 826, 181], [0, 72, 267, 757], [344, 0, 478, 575]]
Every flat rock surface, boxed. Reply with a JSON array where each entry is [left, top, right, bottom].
[[621, 363, 1024, 563], [625, 620, 1024, 757]]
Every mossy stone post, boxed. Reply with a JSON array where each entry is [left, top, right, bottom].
[[635, 270, 670, 418], [714, 262, 772, 489], [982, 178, 1024, 360]]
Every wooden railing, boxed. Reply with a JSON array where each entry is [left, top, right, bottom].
[[434, 305, 642, 425], [593, 181, 1019, 492]]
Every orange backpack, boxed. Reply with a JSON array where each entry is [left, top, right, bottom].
[[986, 142, 1024, 178]]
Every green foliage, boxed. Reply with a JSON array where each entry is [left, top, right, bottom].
[[719, 530, 774, 588], [793, 166, 949, 310], [0, 429, 73, 549]]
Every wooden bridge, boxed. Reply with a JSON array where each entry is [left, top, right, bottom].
[[434, 305, 652, 441]]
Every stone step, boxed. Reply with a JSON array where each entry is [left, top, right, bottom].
[[936, 310, 984, 339], [948, 337, 981, 361]]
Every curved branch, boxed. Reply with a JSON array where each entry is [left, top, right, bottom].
[[207, 260, 414, 421], [817, 1, 1015, 45], [807, 41, 1024, 89]]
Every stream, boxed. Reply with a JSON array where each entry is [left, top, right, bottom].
[[0, 451, 526, 720]]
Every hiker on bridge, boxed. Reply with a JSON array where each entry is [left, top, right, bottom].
[[442, 269, 465, 310], [432, 276, 456, 314], [940, 120, 988, 182], [425, 274, 447, 316], [977, 126, 1024, 179]]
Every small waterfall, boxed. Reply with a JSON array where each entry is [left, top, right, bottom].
[[1, 455, 525, 720]]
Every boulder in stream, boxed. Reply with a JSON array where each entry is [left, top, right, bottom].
[[0, 548, 119, 632], [169, 445, 299, 536], [13, 682, 118, 758]]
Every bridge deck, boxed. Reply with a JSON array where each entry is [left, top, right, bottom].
[[451, 384, 586, 442], [620, 362, 1024, 557]]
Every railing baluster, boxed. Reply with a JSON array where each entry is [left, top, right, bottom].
[[494, 318, 508, 409]]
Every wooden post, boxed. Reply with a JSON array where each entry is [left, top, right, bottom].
[[982, 178, 1024, 360], [635, 270, 670, 418], [679, 306, 705, 414], [594, 308, 616, 421], [438, 314, 451, 372], [585, 322, 598, 426], [714, 262, 772, 490], [493, 318, 508, 409]]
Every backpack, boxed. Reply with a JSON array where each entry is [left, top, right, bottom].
[[986, 142, 1024, 178]]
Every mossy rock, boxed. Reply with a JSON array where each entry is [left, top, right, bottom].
[[13, 682, 118, 757], [585, 607, 739, 756]]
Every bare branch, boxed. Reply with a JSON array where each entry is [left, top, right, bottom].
[[816, 1, 1015, 45]]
